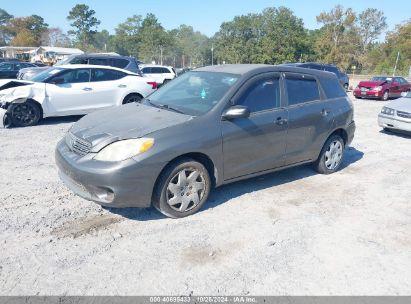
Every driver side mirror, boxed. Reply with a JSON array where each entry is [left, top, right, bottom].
[[49, 77, 64, 85], [222, 105, 250, 120]]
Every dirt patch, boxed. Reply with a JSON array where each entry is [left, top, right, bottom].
[[51, 214, 122, 238]]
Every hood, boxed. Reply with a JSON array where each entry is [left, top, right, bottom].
[[0, 81, 44, 104], [358, 81, 386, 87], [70, 103, 193, 151], [0, 79, 33, 91], [386, 97, 411, 112]]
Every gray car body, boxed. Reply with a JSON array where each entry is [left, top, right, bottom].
[[55, 64, 355, 208]]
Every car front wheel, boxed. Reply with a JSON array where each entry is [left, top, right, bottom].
[[153, 158, 211, 218], [314, 135, 345, 174], [122, 93, 143, 104], [9, 100, 41, 127], [381, 90, 389, 101]]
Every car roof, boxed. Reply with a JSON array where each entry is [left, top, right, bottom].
[[195, 64, 337, 79], [140, 64, 173, 68], [56, 64, 138, 75], [74, 53, 134, 60]]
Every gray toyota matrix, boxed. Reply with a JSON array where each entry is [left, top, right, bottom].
[[56, 64, 355, 218]]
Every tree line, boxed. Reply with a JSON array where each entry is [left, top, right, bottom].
[[0, 4, 410, 75]]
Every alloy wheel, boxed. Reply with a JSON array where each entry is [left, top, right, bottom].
[[11, 103, 38, 126], [166, 168, 206, 212], [324, 140, 343, 170]]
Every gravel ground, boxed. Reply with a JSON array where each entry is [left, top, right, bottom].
[[0, 91, 410, 295]]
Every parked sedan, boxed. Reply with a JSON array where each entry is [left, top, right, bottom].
[[378, 91, 411, 132], [55, 64, 355, 218], [0, 65, 157, 127], [0, 62, 38, 79], [354, 76, 411, 101]]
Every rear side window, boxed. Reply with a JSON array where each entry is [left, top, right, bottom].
[[324, 66, 339, 74], [89, 58, 109, 66], [111, 58, 129, 69], [238, 77, 281, 112], [68, 57, 89, 64], [91, 69, 126, 82], [285, 74, 320, 106], [320, 77, 347, 98]]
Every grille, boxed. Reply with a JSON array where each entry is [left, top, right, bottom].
[[66, 133, 92, 156], [397, 110, 411, 119]]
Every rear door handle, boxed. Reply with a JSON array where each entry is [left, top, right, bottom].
[[321, 109, 330, 116], [275, 117, 288, 125], [118, 84, 127, 88], [82, 87, 92, 91]]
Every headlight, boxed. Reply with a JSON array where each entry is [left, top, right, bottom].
[[381, 107, 395, 116], [94, 138, 154, 162], [375, 86, 383, 92]]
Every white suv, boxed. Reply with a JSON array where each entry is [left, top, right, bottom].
[[140, 65, 176, 85]]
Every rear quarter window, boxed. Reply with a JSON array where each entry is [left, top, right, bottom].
[[320, 77, 347, 99]]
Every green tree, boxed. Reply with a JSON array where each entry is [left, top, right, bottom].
[[110, 15, 142, 57], [0, 8, 13, 45], [315, 5, 358, 69], [138, 13, 171, 64], [67, 4, 100, 50], [8, 15, 48, 46]]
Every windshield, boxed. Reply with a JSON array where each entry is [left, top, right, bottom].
[[55, 55, 75, 66], [146, 71, 240, 116], [30, 67, 64, 83], [371, 76, 392, 82]]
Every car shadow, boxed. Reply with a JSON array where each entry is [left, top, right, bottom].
[[39, 115, 84, 126], [380, 129, 411, 139], [107, 147, 364, 221]]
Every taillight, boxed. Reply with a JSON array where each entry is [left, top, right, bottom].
[[147, 81, 157, 89]]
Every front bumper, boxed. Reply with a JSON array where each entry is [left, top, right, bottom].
[[55, 139, 162, 208], [353, 89, 383, 98], [378, 114, 411, 132]]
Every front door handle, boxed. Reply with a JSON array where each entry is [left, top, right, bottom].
[[275, 117, 288, 126], [82, 87, 92, 91], [118, 84, 127, 88]]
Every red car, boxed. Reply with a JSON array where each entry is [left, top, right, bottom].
[[354, 76, 411, 101]]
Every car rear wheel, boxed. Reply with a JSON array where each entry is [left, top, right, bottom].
[[381, 90, 389, 101], [122, 93, 143, 104], [153, 158, 211, 218], [9, 100, 41, 127], [314, 135, 345, 174]]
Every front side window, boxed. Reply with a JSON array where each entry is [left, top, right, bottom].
[[91, 69, 126, 82], [238, 77, 281, 112], [141, 67, 151, 73], [50, 68, 90, 84], [0, 63, 13, 71], [147, 71, 240, 116], [286, 74, 320, 106]]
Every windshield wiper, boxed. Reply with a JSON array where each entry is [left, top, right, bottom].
[[144, 98, 185, 114]]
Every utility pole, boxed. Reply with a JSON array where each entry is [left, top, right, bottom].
[[211, 44, 214, 66], [393, 51, 400, 76]]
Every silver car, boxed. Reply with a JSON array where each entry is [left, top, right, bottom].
[[378, 91, 411, 132]]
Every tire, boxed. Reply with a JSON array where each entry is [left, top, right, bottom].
[[314, 135, 345, 174], [9, 100, 41, 127], [381, 90, 389, 101], [153, 158, 211, 218], [343, 83, 349, 91], [122, 93, 143, 104], [162, 79, 170, 85], [355, 96, 362, 99]]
